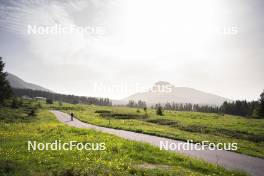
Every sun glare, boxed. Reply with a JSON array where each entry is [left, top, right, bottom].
[[107, 0, 225, 60]]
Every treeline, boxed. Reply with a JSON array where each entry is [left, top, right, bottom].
[[161, 102, 220, 113], [127, 100, 147, 108], [221, 101, 259, 117], [160, 101, 259, 116], [151, 103, 219, 113], [12, 88, 112, 106], [151, 90, 264, 118]]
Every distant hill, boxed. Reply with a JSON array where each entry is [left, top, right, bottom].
[[122, 81, 231, 106], [6, 73, 52, 92]]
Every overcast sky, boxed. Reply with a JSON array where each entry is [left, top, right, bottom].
[[0, 0, 263, 100]]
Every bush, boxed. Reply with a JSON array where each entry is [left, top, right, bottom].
[[46, 98, 53, 104], [95, 110, 111, 113], [10, 98, 23, 109], [59, 101, 63, 106], [147, 119, 178, 126], [37, 102, 42, 108], [156, 106, 163, 116], [98, 111, 146, 120], [28, 109, 36, 116], [25, 106, 37, 117], [11, 98, 19, 109]]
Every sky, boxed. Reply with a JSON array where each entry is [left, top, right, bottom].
[[0, 0, 263, 100]]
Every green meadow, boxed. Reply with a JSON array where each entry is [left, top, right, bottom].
[[49, 103, 264, 158], [0, 101, 248, 176]]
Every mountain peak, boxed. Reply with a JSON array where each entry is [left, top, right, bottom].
[[123, 81, 231, 106], [151, 81, 174, 93], [7, 72, 52, 92], [154, 81, 173, 86]]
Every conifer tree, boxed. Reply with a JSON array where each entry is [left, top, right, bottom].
[[0, 57, 12, 104]]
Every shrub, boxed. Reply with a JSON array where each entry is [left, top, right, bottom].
[[11, 98, 19, 109], [10, 98, 23, 109], [26, 107, 37, 117], [147, 119, 178, 126], [98, 111, 146, 120], [156, 106, 163, 116], [37, 102, 42, 108], [46, 98, 53, 104], [95, 110, 111, 113]]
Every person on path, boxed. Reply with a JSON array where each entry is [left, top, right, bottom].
[[70, 112, 74, 121]]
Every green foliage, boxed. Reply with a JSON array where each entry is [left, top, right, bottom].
[[37, 102, 42, 108], [60, 104, 264, 158], [0, 108, 245, 176], [160, 91, 264, 118], [0, 160, 29, 176], [10, 98, 24, 109], [127, 100, 146, 108], [143, 107, 149, 119], [0, 107, 28, 123], [50, 104, 85, 111], [58, 101, 63, 106], [11, 98, 19, 109], [98, 111, 146, 120], [46, 98, 53, 104], [27, 107, 37, 117], [0, 99, 38, 122], [0, 57, 12, 104], [13, 88, 112, 106], [95, 110, 111, 113], [221, 100, 259, 117], [256, 90, 264, 118], [147, 118, 179, 126], [156, 106, 163, 116]]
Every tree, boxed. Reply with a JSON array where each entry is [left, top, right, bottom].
[[257, 90, 264, 118], [59, 101, 63, 106], [27, 107, 37, 117], [11, 98, 19, 108], [143, 107, 148, 118], [127, 100, 135, 107], [12, 88, 112, 106], [156, 106, 163, 116], [46, 98, 53, 104], [0, 57, 12, 104]]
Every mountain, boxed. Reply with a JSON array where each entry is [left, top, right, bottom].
[[122, 81, 231, 106], [6, 73, 52, 92]]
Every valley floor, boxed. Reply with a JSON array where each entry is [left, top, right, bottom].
[[51, 110, 264, 176], [0, 106, 247, 176], [54, 103, 264, 159]]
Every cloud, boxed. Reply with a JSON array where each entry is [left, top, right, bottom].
[[0, 0, 109, 63], [0, 0, 263, 100]]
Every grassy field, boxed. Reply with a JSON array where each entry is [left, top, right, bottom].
[[0, 103, 248, 176], [49, 103, 264, 158]]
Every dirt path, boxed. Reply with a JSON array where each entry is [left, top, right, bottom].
[[50, 110, 264, 176]]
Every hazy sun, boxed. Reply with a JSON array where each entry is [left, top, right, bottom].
[[102, 0, 225, 61]]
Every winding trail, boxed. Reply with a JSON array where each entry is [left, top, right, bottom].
[[50, 110, 264, 176]]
